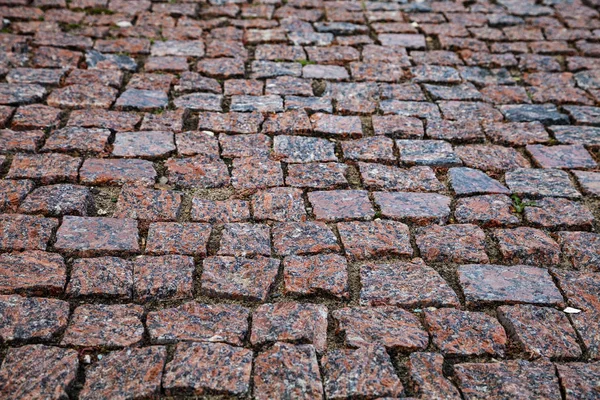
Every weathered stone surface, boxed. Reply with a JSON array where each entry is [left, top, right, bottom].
[[62, 304, 144, 347], [0, 84, 46, 106], [308, 190, 374, 222], [524, 197, 595, 230], [0, 129, 44, 152], [0, 214, 58, 252], [54, 216, 140, 256], [47, 84, 117, 109], [273, 135, 337, 163], [527, 144, 596, 169], [416, 224, 489, 264], [0, 180, 34, 212], [359, 163, 444, 192], [19, 184, 93, 216], [231, 156, 283, 190], [147, 301, 249, 346], [333, 306, 428, 351], [283, 254, 348, 299], [166, 157, 230, 189], [0, 251, 65, 295], [498, 304, 581, 359], [114, 89, 168, 111], [112, 130, 175, 159], [133, 255, 194, 302], [506, 168, 581, 199], [67, 257, 133, 299], [557, 231, 600, 272], [254, 343, 323, 400], [273, 221, 340, 256], [146, 222, 210, 256], [7, 153, 81, 184], [0, 295, 69, 342], [202, 256, 279, 302], [163, 342, 252, 396], [322, 344, 404, 399], [458, 264, 564, 307], [252, 187, 307, 222], [454, 360, 561, 400], [408, 353, 462, 400], [80, 346, 166, 400], [397, 139, 462, 167], [191, 198, 250, 223], [218, 223, 271, 257], [114, 185, 181, 224], [43, 127, 110, 154], [494, 227, 561, 266], [449, 167, 509, 195], [360, 258, 460, 308], [79, 158, 156, 187], [251, 302, 328, 353], [455, 144, 530, 172], [425, 308, 507, 357], [455, 194, 520, 227], [556, 362, 600, 399], [0, 345, 78, 400], [374, 192, 451, 224]]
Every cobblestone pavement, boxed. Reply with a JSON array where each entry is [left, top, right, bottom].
[[0, 0, 600, 398]]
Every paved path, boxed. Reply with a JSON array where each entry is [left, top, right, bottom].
[[0, 0, 599, 398]]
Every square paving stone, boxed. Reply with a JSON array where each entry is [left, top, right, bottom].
[[338, 220, 412, 260], [359, 163, 444, 192], [218, 223, 271, 257], [202, 256, 279, 302], [54, 216, 140, 256], [424, 308, 507, 357], [133, 255, 194, 302], [253, 343, 323, 400], [416, 224, 489, 264], [252, 187, 307, 222], [322, 344, 404, 399], [272, 221, 340, 256], [506, 168, 581, 199], [527, 144, 597, 169], [112, 130, 175, 159], [449, 167, 509, 195], [286, 162, 349, 189], [498, 304, 581, 359], [0, 214, 58, 252], [458, 264, 564, 307], [47, 84, 117, 109], [220, 133, 271, 158], [556, 231, 600, 272], [18, 184, 93, 217], [251, 302, 328, 353], [273, 135, 337, 163], [524, 197, 595, 230], [79, 346, 166, 400], [163, 342, 252, 397], [455, 144, 531, 172], [333, 306, 428, 351], [454, 360, 561, 400], [408, 352, 462, 400], [67, 256, 133, 300], [165, 157, 230, 189], [191, 199, 250, 223], [0, 295, 69, 342], [62, 304, 144, 347], [0, 345, 78, 400], [373, 192, 452, 225], [114, 89, 168, 111], [310, 113, 363, 138], [7, 153, 81, 184], [231, 156, 284, 190], [43, 127, 111, 154], [556, 362, 600, 400], [494, 227, 561, 266], [147, 301, 250, 346], [484, 121, 550, 146], [341, 137, 396, 163], [397, 140, 462, 167], [308, 190, 374, 222], [0, 250, 65, 295], [454, 194, 520, 227], [283, 254, 349, 299], [0, 180, 34, 213], [114, 185, 182, 225], [146, 222, 211, 256], [360, 258, 460, 308], [79, 158, 157, 187]]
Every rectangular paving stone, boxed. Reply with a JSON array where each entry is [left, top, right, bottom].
[[0, 213, 58, 252], [556, 362, 600, 400], [310, 112, 363, 138], [202, 256, 279, 302], [397, 139, 462, 167], [61, 304, 144, 347], [408, 353, 462, 400], [286, 162, 349, 189], [79, 158, 157, 187], [283, 254, 349, 299], [114, 185, 182, 225], [0, 295, 69, 342], [506, 168, 581, 199], [372, 115, 424, 139], [360, 258, 460, 308], [273, 135, 337, 163], [163, 342, 252, 397], [359, 163, 444, 192], [54, 216, 140, 256], [231, 156, 283, 190], [147, 301, 250, 346], [112, 130, 175, 159], [527, 144, 597, 169], [133, 255, 194, 303], [43, 127, 111, 154], [191, 198, 250, 224], [218, 223, 271, 257], [272, 221, 340, 256], [0, 129, 45, 152], [7, 153, 81, 184], [556, 231, 600, 272], [0, 250, 65, 295], [333, 306, 428, 351], [252, 187, 307, 222], [251, 302, 328, 353], [338, 219, 412, 260], [0, 345, 78, 400], [67, 109, 142, 132], [416, 224, 489, 264], [146, 222, 211, 256], [458, 264, 564, 307], [67, 256, 133, 300], [494, 227, 561, 266], [0, 180, 34, 213], [166, 157, 230, 189], [18, 184, 93, 217], [374, 192, 451, 225], [308, 190, 374, 222]]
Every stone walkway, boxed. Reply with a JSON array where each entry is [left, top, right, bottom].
[[0, 0, 599, 398]]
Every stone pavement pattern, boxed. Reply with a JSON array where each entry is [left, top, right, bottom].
[[0, 0, 599, 398]]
